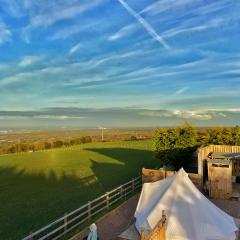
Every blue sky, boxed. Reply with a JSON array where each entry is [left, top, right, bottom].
[[0, 0, 240, 128]]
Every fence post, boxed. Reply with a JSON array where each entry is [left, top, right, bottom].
[[64, 213, 68, 234], [120, 185, 123, 200], [88, 201, 91, 221], [106, 192, 110, 209], [132, 178, 135, 192], [161, 210, 166, 240], [29, 232, 33, 240]]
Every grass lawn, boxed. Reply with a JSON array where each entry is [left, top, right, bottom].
[[0, 140, 159, 240]]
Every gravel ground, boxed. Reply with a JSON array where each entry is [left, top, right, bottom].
[[72, 194, 139, 240]]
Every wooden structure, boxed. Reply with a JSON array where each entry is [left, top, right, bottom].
[[207, 159, 232, 199], [197, 145, 240, 199], [142, 168, 201, 189], [198, 145, 240, 184], [140, 210, 166, 240], [142, 168, 175, 183]]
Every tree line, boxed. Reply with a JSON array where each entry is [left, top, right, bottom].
[[0, 136, 92, 155], [153, 125, 240, 170]]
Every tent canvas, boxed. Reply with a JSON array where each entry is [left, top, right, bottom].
[[135, 168, 238, 240]]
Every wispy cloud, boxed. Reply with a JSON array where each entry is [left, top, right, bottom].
[[141, 0, 197, 15], [108, 23, 138, 41], [0, 21, 12, 45], [162, 18, 224, 39], [18, 55, 44, 67], [0, 107, 233, 121], [174, 87, 190, 95], [69, 43, 83, 55], [49, 22, 98, 41], [139, 109, 229, 121], [117, 0, 170, 49], [22, 0, 105, 42], [33, 115, 86, 120], [0, 72, 31, 86], [0, 0, 26, 18], [0, 65, 65, 86]]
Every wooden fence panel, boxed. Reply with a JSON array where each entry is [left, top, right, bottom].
[[142, 168, 201, 189], [142, 168, 175, 183]]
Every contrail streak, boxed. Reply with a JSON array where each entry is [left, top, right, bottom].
[[117, 0, 170, 49]]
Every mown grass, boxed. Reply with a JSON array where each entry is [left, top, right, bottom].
[[0, 140, 158, 240]]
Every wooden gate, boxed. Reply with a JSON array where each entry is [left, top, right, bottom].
[[208, 161, 232, 199]]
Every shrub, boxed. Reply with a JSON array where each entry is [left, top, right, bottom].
[[154, 124, 198, 170], [80, 136, 92, 143]]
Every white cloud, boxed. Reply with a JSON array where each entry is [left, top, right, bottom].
[[139, 108, 240, 121], [0, 72, 31, 86], [209, 108, 240, 113], [173, 110, 213, 120], [18, 55, 44, 67], [141, 0, 198, 15], [0, 21, 12, 45], [139, 109, 214, 120], [69, 42, 83, 55], [0, 65, 64, 86], [174, 87, 190, 95], [49, 22, 98, 40], [108, 23, 137, 41], [117, 0, 170, 49], [84, 49, 151, 68], [22, 0, 105, 42], [162, 18, 224, 39], [33, 115, 86, 120]]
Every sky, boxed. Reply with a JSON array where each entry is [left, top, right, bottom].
[[0, 0, 240, 128]]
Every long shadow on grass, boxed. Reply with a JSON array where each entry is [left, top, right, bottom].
[[85, 147, 157, 190], [0, 166, 103, 240]]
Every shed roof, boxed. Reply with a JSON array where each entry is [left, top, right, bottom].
[[208, 159, 231, 165], [210, 152, 240, 159]]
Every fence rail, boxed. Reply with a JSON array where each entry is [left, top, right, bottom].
[[22, 176, 142, 240]]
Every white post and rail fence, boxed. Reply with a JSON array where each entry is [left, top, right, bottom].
[[22, 176, 142, 240]]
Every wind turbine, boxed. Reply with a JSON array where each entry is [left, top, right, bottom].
[[98, 126, 107, 141]]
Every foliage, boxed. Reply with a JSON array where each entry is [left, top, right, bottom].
[[203, 126, 240, 146], [154, 124, 198, 170], [154, 125, 240, 170], [0, 136, 93, 155]]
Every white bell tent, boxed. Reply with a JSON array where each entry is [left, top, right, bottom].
[[135, 168, 238, 240]]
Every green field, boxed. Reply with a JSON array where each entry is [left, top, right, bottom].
[[0, 140, 158, 240]]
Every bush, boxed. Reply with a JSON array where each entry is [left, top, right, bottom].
[[130, 136, 137, 141], [154, 124, 198, 170], [203, 126, 240, 146], [53, 140, 64, 148], [80, 136, 92, 143]]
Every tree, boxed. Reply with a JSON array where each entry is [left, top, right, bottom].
[[154, 124, 198, 170], [53, 140, 64, 148], [232, 126, 240, 145]]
